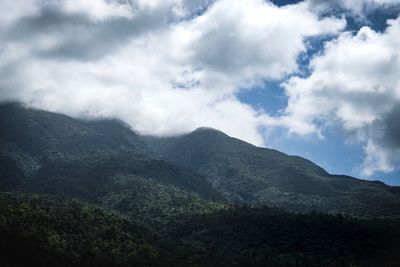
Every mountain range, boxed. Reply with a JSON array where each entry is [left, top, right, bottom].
[[145, 128, 400, 215], [1, 102, 400, 266]]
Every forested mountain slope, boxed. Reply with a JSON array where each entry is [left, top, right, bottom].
[[145, 128, 400, 215], [1, 103, 400, 266], [0, 103, 224, 229]]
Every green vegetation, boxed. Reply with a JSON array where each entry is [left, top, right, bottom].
[[1, 103, 400, 266], [0, 103, 223, 202], [145, 127, 400, 216], [0, 192, 166, 267], [1, 192, 400, 267], [99, 174, 226, 233], [171, 207, 400, 266]]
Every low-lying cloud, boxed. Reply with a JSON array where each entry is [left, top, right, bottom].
[[1, 0, 399, 177], [0, 0, 343, 146]]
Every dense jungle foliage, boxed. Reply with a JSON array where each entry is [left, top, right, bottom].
[[1, 103, 400, 266]]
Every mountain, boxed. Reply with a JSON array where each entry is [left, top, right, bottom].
[[0, 103, 155, 162], [0, 103, 224, 230], [1, 103, 399, 217], [1, 103, 400, 266], [145, 127, 400, 215]]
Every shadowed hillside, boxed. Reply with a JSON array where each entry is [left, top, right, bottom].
[[1, 103, 400, 266], [145, 128, 400, 216]]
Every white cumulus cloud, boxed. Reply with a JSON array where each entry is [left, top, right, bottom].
[[0, 0, 344, 146], [280, 17, 400, 176]]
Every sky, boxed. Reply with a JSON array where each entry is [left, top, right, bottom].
[[0, 0, 399, 185]]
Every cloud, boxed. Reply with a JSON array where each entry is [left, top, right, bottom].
[[280, 17, 400, 175], [0, 0, 344, 146], [189, 0, 344, 79], [1, 0, 191, 61], [307, 0, 400, 15]]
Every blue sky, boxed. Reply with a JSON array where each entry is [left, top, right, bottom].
[[0, 0, 399, 185], [238, 0, 400, 185], [238, 77, 400, 186]]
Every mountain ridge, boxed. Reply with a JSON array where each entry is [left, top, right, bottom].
[[0, 102, 224, 202], [1, 102, 399, 216], [1, 103, 400, 266], [144, 127, 400, 215]]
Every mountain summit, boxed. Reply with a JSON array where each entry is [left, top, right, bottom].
[[1, 103, 400, 266], [1, 103, 399, 217], [145, 127, 400, 215]]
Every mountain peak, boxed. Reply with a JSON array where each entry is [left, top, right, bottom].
[[191, 127, 229, 138], [193, 127, 221, 133]]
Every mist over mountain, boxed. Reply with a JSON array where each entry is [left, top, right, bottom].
[[1, 103, 400, 266], [2, 103, 399, 216], [0, 103, 222, 199], [1, 0, 400, 265]]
